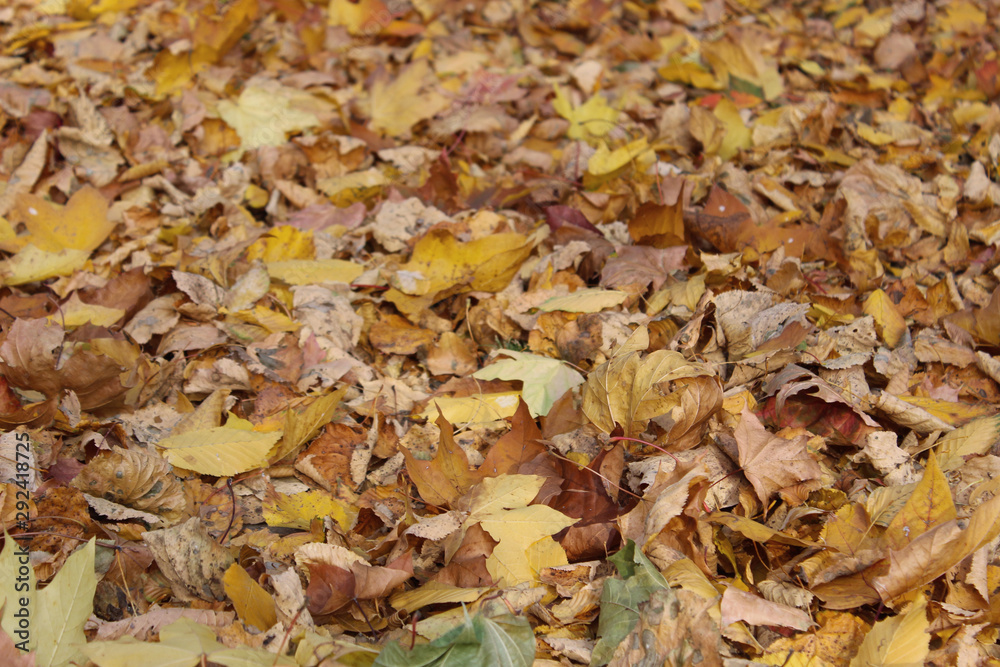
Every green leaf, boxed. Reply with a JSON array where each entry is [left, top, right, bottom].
[[473, 350, 584, 417], [373, 610, 534, 667], [592, 540, 669, 666]]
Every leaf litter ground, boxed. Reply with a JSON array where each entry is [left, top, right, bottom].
[[0, 0, 999, 665]]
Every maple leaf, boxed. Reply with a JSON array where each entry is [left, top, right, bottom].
[[472, 350, 584, 417], [734, 408, 822, 504]]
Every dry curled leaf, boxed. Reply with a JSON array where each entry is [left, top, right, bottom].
[[70, 448, 185, 525]]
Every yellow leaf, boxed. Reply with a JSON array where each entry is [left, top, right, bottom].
[[271, 388, 347, 461], [230, 305, 300, 334], [149, 46, 216, 98], [658, 59, 721, 90], [390, 581, 489, 614], [266, 259, 365, 286], [157, 426, 281, 476], [13, 186, 113, 253], [713, 98, 752, 161], [0, 245, 90, 285], [538, 288, 628, 313], [50, 293, 125, 328], [525, 535, 570, 580], [316, 168, 389, 203], [263, 489, 357, 532], [217, 85, 320, 152], [935, 415, 1000, 472], [369, 60, 450, 137], [466, 474, 546, 521], [583, 328, 720, 438], [863, 288, 906, 348], [849, 594, 928, 667], [895, 395, 992, 425], [936, 1, 986, 33], [388, 229, 533, 296], [551, 85, 620, 142], [246, 226, 315, 262], [883, 454, 956, 550], [702, 36, 783, 100], [481, 505, 577, 587], [587, 138, 653, 176], [328, 0, 388, 34], [0, 217, 16, 247], [416, 392, 521, 423], [0, 530, 36, 650], [35, 538, 97, 667], [856, 123, 896, 146], [223, 563, 277, 632]]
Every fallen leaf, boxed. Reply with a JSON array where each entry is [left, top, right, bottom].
[[734, 407, 822, 504], [473, 350, 584, 417], [849, 594, 928, 667]]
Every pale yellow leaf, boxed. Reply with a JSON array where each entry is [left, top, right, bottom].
[[369, 60, 450, 137], [157, 426, 281, 476], [0, 532, 35, 651], [849, 594, 928, 667], [537, 288, 628, 313], [50, 292, 125, 328], [265, 259, 365, 286], [390, 581, 489, 614], [552, 85, 620, 142], [481, 505, 577, 587], [35, 538, 97, 667], [935, 415, 1000, 472], [217, 85, 320, 151]]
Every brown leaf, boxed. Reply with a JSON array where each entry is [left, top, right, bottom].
[[402, 412, 476, 508], [306, 562, 355, 616], [369, 313, 437, 355], [142, 518, 234, 602], [426, 331, 478, 376], [476, 398, 546, 480], [600, 245, 689, 291], [352, 552, 413, 600], [435, 523, 496, 588], [720, 586, 813, 631], [735, 408, 822, 504], [70, 448, 185, 525], [0, 626, 35, 667], [686, 185, 752, 253], [627, 200, 685, 247], [872, 490, 1000, 602], [295, 422, 364, 491]]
